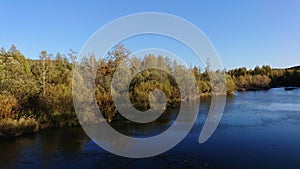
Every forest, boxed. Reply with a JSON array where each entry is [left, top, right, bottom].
[[0, 44, 299, 137]]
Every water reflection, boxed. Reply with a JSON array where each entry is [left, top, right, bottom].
[[110, 108, 179, 138], [82, 100, 199, 158], [0, 128, 89, 169]]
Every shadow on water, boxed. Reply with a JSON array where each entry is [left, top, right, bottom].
[[109, 107, 180, 138], [0, 128, 90, 169]]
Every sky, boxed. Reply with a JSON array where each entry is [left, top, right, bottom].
[[0, 0, 299, 70]]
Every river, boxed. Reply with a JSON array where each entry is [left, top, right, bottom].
[[0, 88, 300, 169]]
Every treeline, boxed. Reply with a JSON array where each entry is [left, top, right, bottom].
[[228, 65, 300, 91], [0, 44, 299, 136]]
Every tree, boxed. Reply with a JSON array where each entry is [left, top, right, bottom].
[[253, 66, 261, 75], [0, 52, 38, 115], [8, 44, 18, 55], [107, 44, 130, 68], [225, 74, 236, 94], [0, 46, 6, 55], [39, 51, 52, 96], [237, 67, 247, 76], [68, 49, 78, 64], [262, 65, 272, 75]]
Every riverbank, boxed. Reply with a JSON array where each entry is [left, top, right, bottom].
[[236, 87, 270, 92], [0, 118, 39, 137], [0, 114, 80, 137], [1, 86, 299, 138]]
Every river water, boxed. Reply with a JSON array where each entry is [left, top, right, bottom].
[[0, 88, 300, 169]]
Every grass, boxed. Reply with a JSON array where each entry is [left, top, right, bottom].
[[0, 117, 40, 137]]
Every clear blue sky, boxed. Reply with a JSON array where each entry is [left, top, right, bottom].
[[0, 0, 299, 69]]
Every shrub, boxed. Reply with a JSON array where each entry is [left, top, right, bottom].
[[0, 91, 19, 119]]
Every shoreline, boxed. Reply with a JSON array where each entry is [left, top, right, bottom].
[[0, 87, 298, 138]]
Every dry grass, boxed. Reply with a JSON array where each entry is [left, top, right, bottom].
[[0, 117, 40, 137]]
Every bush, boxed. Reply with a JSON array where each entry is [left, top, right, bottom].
[[0, 91, 19, 119]]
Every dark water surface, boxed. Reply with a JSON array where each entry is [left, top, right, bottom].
[[1, 88, 300, 169]]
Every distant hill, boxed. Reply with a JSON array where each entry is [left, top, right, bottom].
[[272, 65, 300, 71], [286, 65, 300, 70]]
